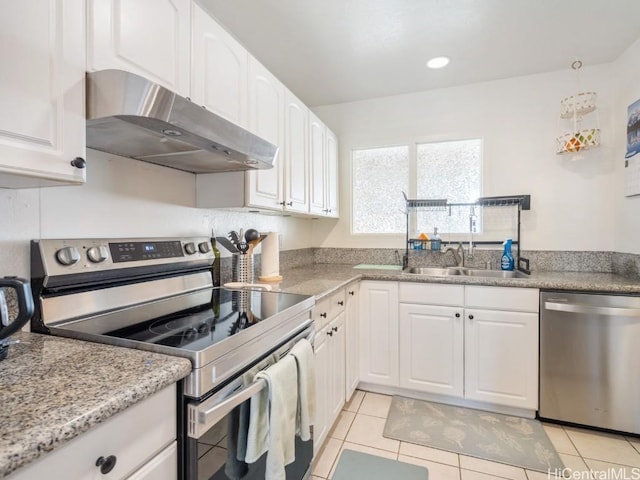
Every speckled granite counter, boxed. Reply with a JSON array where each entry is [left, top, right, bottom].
[[0, 332, 192, 478], [273, 263, 640, 297]]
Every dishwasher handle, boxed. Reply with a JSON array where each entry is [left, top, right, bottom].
[[544, 301, 640, 317]]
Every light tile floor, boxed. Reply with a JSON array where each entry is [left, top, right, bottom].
[[312, 390, 640, 480]]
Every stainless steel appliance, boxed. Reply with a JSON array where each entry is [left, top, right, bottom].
[[30, 237, 315, 480], [86, 69, 278, 173], [539, 291, 640, 435]]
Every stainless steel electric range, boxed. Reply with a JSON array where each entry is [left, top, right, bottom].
[[30, 237, 315, 480]]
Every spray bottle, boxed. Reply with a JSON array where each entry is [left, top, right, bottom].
[[501, 238, 514, 271]]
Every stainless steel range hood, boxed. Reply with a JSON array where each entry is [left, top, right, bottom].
[[86, 70, 277, 173]]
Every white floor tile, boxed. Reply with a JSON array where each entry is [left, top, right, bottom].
[[399, 454, 462, 480], [399, 441, 459, 467], [459, 456, 527, 480], [312, 438, 342, 479], [330, 410, 356, 440], [461, 469, 511, 480], [358, 392, 393, 418], [565, 427, 640, 467], [345, 414, 400, 453], [344, 390, 365, 413], [583, 458, 640, 477], [542, 424, 579, 456], [312, 476, 324, 480], [628, 436, 640, 454], [524, 470, 550, 480], [558, 453, 589, 473]]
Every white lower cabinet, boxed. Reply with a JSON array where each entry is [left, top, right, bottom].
[[344, 282, 360, 401], [399, 303, 464, 397], [313, 290, 346, 454], [365, 282, 540, 411], [359, 281, 399, 387], [8, 385, 177, 480]]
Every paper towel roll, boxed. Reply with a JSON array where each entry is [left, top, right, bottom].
[[259, 232, 282, 282]]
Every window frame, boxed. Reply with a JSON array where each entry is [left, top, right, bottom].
[[350, 136, 484, 238]]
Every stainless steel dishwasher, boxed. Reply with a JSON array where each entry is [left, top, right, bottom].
[[539, 291, 640, 434]]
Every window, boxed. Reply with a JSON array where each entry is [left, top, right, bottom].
[[352, 139, 482, 235], [352, 146, 409, 234], [416, 139, 482, 234]]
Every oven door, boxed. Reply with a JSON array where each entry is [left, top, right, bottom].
[[185, 329, 314, 480]]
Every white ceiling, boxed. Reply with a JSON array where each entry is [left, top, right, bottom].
[[199, 0, 640, 107]]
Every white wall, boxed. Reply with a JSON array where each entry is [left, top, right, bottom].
[[312, 65, 617, 251], [613, 37, 640, 255], [0, 150, 313, 279]]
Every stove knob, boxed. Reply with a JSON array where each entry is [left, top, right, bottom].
[[198, 242, 211, 254], [87, 246, 109, 263], [184, 242, 197, 255], [55, 246, 80, 266]]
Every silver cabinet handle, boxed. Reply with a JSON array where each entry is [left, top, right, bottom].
[[544, 302, 640, 317]]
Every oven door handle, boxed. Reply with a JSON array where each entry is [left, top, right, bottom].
[[196, 378, 267, 435]]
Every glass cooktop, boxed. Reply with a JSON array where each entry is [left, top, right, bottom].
[[104, 288, 311, 353]]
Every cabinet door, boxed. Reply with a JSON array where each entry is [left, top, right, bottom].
[[308, 112, 326, 215], [283, 90, 309, 213], [359, 281, 399, 386], [345, 284, 360, 401], [127, 442, 177, 480], [325, 129, 339, 218], [87, 0, 190, 97], [246, 57, 284, 210], [399, 304, 464, 397], [313, 332, 330, 455], [329, 313, 346, 423], [0, 0, 86, 188], [191, 3, 247, 127], [464, 309, 539, 409]]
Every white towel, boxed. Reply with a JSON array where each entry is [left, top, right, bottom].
[[289, 338, 315, 441], [244, 354, 278, 464], [246, 355, 298, 480]]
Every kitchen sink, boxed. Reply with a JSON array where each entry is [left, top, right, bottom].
[[404, 266, 528, 279]]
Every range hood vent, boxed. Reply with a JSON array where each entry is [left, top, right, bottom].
[[86, 70, 277, 173]]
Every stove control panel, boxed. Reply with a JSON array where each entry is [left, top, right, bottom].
[[36, 237, 214, 277]]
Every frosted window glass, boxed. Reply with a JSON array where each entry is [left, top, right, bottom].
[[352, 146, 409, 233], [416, 139, 482, 234]]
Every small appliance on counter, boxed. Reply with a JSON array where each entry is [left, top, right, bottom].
[[0, 277, 34, 360]]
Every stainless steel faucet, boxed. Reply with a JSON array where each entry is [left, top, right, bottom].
[[442, 243, 465, 267]]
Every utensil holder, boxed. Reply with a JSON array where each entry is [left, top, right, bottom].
[[232, 253, 254, 283]]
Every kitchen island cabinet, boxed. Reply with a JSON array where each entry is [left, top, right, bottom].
[[87, 0, 191, 97], [0, 0, 86, 188]]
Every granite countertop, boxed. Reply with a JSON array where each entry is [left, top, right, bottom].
[[274, 263, 640, 297], [0, 332, 192, 478]]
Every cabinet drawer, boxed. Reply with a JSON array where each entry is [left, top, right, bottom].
[[313, 297, 331, 330], [329, 289, 346, 318], [465, 286, 539, 312], [9, 385, 176, 480], [399, 283, 464, 306], [127, 442, 177, 480]]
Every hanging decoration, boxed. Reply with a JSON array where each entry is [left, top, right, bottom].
[[555, 60, 600, 155]]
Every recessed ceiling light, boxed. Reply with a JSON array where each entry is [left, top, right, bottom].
[[426, 56, 450, 69]]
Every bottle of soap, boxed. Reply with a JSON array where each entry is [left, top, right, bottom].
[[501, 238, 514, 271], [430, 227, 441, 251]]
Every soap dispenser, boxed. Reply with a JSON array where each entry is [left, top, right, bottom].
[[501, 238, 514, 271]]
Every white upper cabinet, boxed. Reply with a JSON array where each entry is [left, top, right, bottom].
[[325, 129, 339, 217], [87, 0, 191, 97], [283, 90, 310, 213], [309, 112, 326, 215], [191, 3, 248, 127], [246, 57, 285, 210], [0, 0, 86, 188]]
